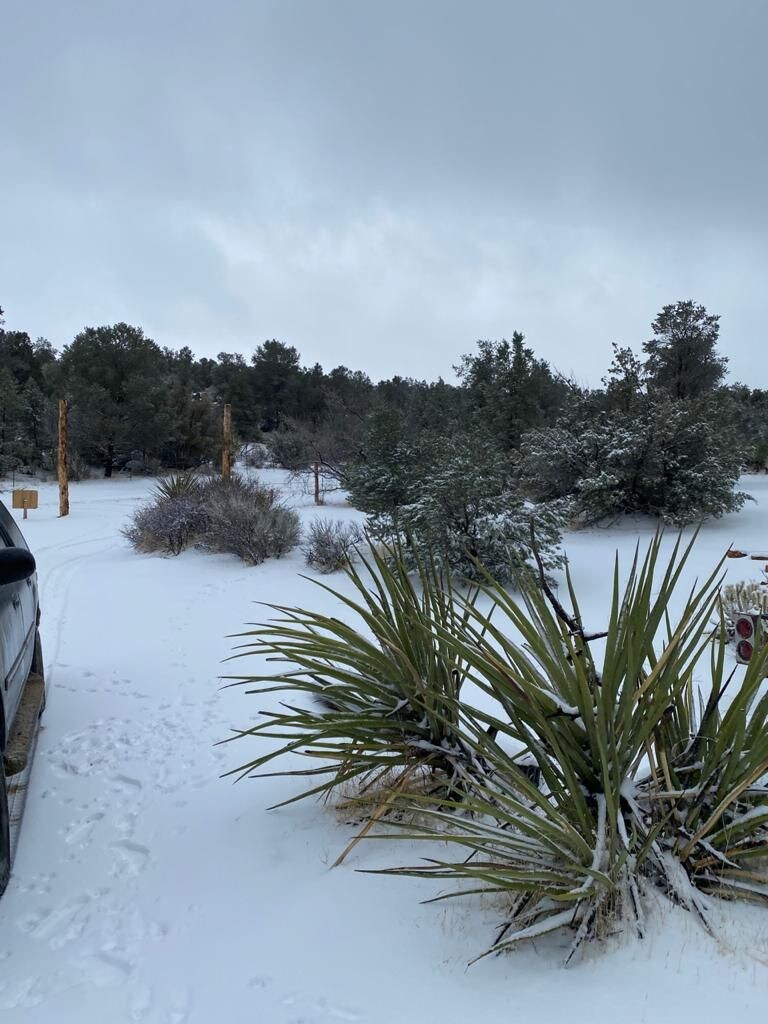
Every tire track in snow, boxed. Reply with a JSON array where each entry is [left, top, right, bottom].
[[38, 534, 124, 673], [2, 498, 221, 1021], [33, 532, 116, 558]]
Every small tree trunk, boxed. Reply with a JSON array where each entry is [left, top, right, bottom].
[[222, 404, 232, 480], [313, 461, 322, 505], [58, 399, 69, 517], [105, 443, 114, 478]]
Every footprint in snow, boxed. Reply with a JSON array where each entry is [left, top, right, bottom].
[[112, 773, 144, 793], [110, 840, 151, 877], [62, 810, 106, 846], [127, 983, 154, 1021]]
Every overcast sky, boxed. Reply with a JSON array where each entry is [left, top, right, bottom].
[[2, 0, 767, 385]]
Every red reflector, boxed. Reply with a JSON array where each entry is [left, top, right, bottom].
[[737, 640, 754, 661], [736, 617, 755, 639]]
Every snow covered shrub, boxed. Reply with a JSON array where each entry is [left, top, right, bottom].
[[123, 470, 205, 555], [199, 475, 300, 565], [384, 535, 768, 961], [240, 442, 270, 469], [303, 518, 363, 573], [343, 405, 421, 518], [224, 542, 490, 832], [125, 471, 300, 564], [366, 433, 565, 583], [518, 396, 748, 526], [750, 442, 768, 473], [266, 425, 314, 471], [514, 426, 585, 503], [122, 494, 205, 556]]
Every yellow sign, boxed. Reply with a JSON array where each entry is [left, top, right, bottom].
[[11, 489, 39, 518]]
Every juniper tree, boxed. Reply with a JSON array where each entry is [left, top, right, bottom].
[[457, 332, 567, 450], [643, 300, 727, 400], [359, 430, 565, 583], [518, 395, 747, 525]]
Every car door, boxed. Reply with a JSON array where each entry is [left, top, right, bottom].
[[0, 510, 38, 659], [0, 515, 33, 739]]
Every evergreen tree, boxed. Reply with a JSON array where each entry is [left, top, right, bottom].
[[212, 352, 260, 439], [601, 344, 645, 414], [161, 383, 219, 468], [343, 405, 419, 520], [325, 366, 374, 421], [717, 384, 768, 472], [59, 323, 168, 476], [347, 424, 564, 583], [0, 329, 56, 389], [457, 332, 566, 449], [0, 367, 22, 475], [251, 340, 301, 431], [518, 395, 747, 525], [643, 300, 727, 400], [298, 363, 328, 429], [17, 379, 53, 463], [388, 434, 563, 582]]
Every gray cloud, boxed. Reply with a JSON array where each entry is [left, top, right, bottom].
[[2, 0, 767, 384]]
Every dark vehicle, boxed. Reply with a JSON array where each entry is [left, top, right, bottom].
[[0, 498, 45, 897]]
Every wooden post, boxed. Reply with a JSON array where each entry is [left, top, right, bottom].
[[222, 404, 232, 480], [313, 461, 322, 505], [58, 399, 69, 517]]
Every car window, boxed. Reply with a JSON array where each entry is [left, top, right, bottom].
[[0, 501, 25, 549]]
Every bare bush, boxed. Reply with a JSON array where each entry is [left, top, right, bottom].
[[266, 427, 313, 471], [122, 496, 205, 555], [124, 471, 300, 564], [197, 473, 283, 512], [67, 452, 95, 481], [240, 442, 270, 469], [303, 518, 363, 573], [198, 475, 301, 564]]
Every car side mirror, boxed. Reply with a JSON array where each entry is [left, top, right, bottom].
[[0, 547, 36, 586]]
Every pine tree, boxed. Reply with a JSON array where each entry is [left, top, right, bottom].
[[643, 300, 727, 400], [343, 406, 420, 520], [457, 332, 566, 449], [0, 367, 22, 474]]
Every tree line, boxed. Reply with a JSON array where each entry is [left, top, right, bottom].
[[0, 306, 453, 479], [1, 299, 766, 542], [346, 302, 766, 570]]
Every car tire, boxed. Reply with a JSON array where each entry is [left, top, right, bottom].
[[0, 756, 10, 899], [31, 629, 45, 713], [31, 629, 44, 682]]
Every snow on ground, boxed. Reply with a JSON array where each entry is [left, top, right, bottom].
[[1, 471, 768, 1022]]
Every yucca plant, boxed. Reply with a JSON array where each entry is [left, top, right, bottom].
[[647, 624, 768, 901], [222, 542, 490, 839], [153, 469, 201, 501], [374, 534, 768, 960]]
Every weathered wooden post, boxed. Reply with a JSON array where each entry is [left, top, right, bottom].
[[222, 403, 232, 481], [58, 399, 69, 517]]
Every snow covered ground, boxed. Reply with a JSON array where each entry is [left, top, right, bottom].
[[2, 471, 768, 1022]]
